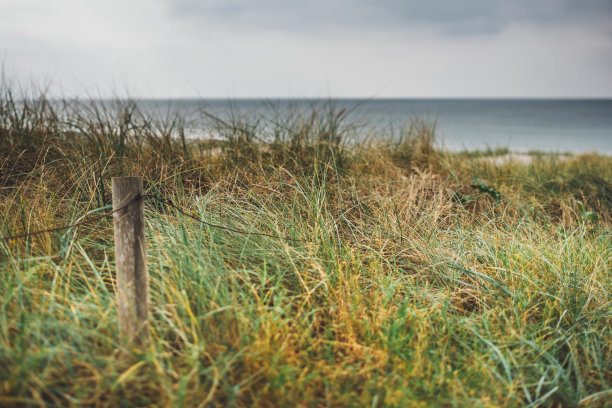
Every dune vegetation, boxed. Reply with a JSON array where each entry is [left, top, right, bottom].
[[1, 83, 610, 407]]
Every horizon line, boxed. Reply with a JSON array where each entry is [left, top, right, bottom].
[[48, 95, 612, 101]]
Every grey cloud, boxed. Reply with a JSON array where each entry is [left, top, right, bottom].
[[167, 0, 612, 36]]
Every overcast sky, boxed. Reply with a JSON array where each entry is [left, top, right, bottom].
[[1, 0, 611, 98]]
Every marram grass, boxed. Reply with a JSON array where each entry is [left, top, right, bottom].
[[0, 87, 610, 407]]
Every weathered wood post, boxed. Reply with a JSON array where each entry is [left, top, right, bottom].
[[112, 176, 149, 345]]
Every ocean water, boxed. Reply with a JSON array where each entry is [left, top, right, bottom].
[[139, 99, 612, 154]]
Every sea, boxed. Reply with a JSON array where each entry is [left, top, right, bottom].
[[137, 99, 612, 154]]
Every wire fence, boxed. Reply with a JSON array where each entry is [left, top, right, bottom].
[[0, 194, 306, 243], [0, 194, 142, 241], [148, 195, 306, 242]]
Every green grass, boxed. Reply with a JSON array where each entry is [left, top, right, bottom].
[[0, 84, 610, 407]]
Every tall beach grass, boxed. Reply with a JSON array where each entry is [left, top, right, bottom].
[[0, 82, 610, 407]]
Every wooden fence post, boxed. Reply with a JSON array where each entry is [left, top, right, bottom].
[[112, 176, 149, 345]]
